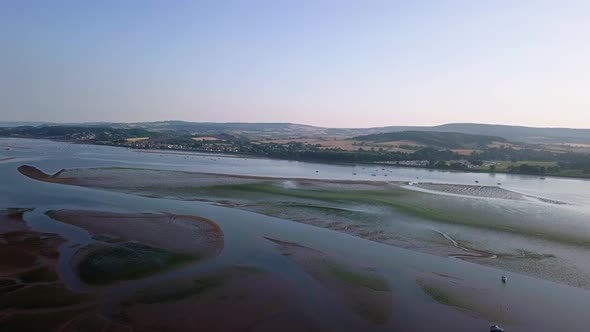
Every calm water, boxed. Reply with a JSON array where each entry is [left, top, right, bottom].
[[2, 137, 589, 206], [2, 137, 590, 331]]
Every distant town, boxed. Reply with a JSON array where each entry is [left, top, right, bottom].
[[1, 122, 590, 179]]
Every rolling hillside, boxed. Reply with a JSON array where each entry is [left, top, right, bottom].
[[2, 121, 590, 144], [353, 131, 507, 149]]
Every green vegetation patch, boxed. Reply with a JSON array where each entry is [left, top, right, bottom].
[[203, 182, 590, 247], [421, 284, 461, 307], [420, 282, 515, 324], [353, 131, 505, 149], [276, 203, 370, 219], [203, 182, 406, 203], [76, 242, 194, 285], [320, 259, 389, 291]]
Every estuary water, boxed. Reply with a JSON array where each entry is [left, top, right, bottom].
[[2, 137, 590, 331]]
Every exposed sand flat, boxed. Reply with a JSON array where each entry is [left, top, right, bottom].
[[18, 165, 404, 191], [46, 210, 223, 258], [121, 267, 318, 332], [18, 165, 586, 290], [417, 272, 518, 325], [17, 165, 74, 184], [413, 183, 526, 200], [412, 182, 570, 205]]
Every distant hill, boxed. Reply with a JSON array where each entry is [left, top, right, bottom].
[[107, 121, 323, 137], [422, 124, 590, 144], [353, 131, 507, 149], [124, 121, 590, 144], [0, 121, 54, 127], [2, 121, 590, 144], [0, 126, 158, 141], [330, 124, 590, 144]]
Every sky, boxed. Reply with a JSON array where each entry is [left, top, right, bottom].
[[1, 0, 589, 128]]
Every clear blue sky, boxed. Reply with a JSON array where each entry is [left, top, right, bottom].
[[1, 0, 589, 128]]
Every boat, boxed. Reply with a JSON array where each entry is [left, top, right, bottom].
[[490, 325, 505, 332], [501, 275, 507, 283]]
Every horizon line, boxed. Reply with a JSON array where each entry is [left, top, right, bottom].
[[2, 120, 590, 131]]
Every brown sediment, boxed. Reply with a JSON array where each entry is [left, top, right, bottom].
[[265, 237, 393, 325], [120, 266, 318, 332], [17, 165, 74, 184], [0, 209, 63, 274], [46, 210, 224, 258], [0, 208, 102, 331], [1, 207, 228, 331]]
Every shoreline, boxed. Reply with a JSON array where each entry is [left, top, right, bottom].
[[3, 136, 590, 181]]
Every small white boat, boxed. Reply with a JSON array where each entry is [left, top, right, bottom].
[[491, 324, 505, 332]]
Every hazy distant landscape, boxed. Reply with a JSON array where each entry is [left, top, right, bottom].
[[3, 121, 590, 179]]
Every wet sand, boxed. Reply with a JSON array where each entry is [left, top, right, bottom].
[[46, 210, 224, 258], [0, 208, 62, 275], [413, 183, 526, 200], [121, 266, 319, 332], [17, 165, 74, 184], [17, 165, 590, 290], [266, 237, 393, 325], [0, 209, 95, 331], [417, 272, 518, 325], [17, 165, 403, 190], [411, 182, 569, 205]]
